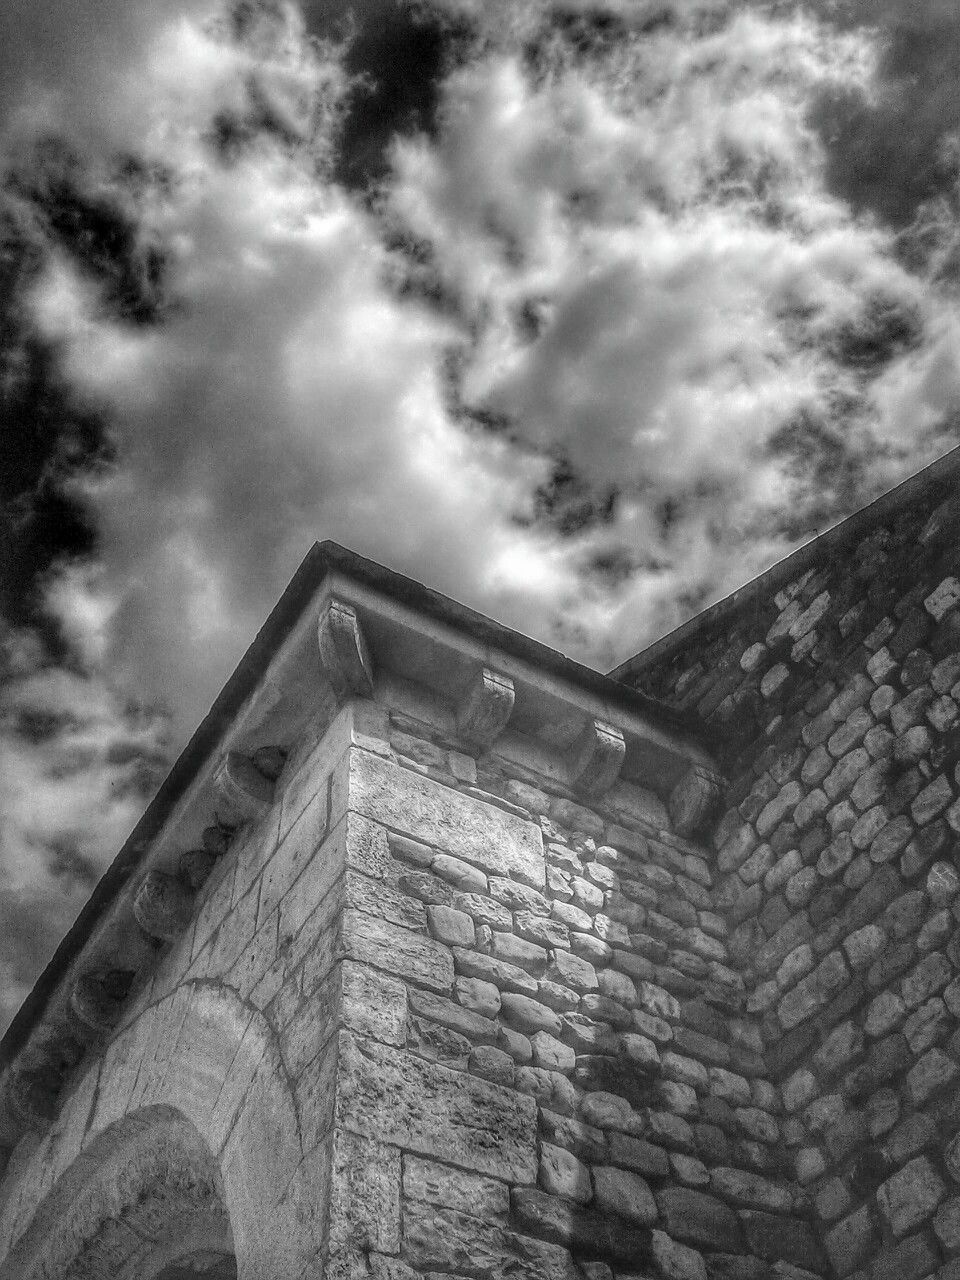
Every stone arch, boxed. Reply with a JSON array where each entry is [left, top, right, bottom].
[[2, 982, 319, 1279], [1, 1105, 234, 1279]]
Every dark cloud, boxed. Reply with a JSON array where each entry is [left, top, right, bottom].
[[3, 0, 960, 1038], [809, 0, 960, 229]]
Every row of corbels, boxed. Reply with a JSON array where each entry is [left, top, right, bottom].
[[0, 598, 724, 1160], [322, 597, 632, 801], [0, 747, 285, 1153], [321, 596, 724, 824]]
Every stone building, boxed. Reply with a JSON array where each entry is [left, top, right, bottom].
[[1, 447, 960, 1278]]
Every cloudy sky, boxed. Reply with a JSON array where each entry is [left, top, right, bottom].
[[2, 0, 960, 1031]]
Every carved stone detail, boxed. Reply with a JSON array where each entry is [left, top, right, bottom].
[[70, 970, 133, 1035], [568, 718, 626, 798], [179, 847, 218, 890], [133, 871, 194, 942], [456, 668, 515, 747], [213, 751, 275, 824], [251, 744, 287, 780], [669, 763, 725, 837], [0, 1068, 59, 1140], [317, 598, 374, 700]]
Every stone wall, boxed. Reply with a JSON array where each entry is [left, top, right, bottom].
[[0, 672, 824, 1280], [0, 697, 354, 1277], [623, 471, 960, 1279], [320, 696, 825, 1280]]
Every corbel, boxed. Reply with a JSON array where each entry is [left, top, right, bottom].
[[568, 718, 626, 799], [213, 750, 276, 824], [317, 598, 374, 700], [455, 667, 515, 748], [0, 1067, 59, 1139], [70, 969, 134, 1035], [133, 871, 194, 943], [668, 763, 725, 837]]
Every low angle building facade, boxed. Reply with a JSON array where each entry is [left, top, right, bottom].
[[1, 448, 960, 1279]]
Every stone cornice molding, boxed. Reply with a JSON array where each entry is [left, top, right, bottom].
[[0, 541, 719, 1155]]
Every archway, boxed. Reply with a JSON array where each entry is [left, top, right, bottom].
[[2, 1105, 237, 1279]]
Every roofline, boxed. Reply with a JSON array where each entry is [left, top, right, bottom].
[[609, 443, 960, 684], [2, 541, 702, 1068]]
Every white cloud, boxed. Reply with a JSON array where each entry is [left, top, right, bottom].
[[3, 0, 960, 1030]]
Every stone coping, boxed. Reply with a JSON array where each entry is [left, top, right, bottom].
[[0, 541, 714, 1071], [610, 444, 960, 685]]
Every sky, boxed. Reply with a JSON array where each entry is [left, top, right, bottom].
[[2, 0, 960, 1032]]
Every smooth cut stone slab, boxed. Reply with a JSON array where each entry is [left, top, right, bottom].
[[337, 1032, 537, 1183], [349, 751, 545, 887]]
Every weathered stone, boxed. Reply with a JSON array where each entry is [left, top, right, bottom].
[[452, 947, 538, 995], [870, 1232, 939, 1280], [778, 951, 850, 1030], [843, 924, 886, 971], [738, 1210, 824, 1269], [350, 752, 544, 885], [934, 1196, 960, 1252], [650, 1230, 707, 1280], [426, 904, 475, 948], [406, 1200, 579, 1279], [902, 951, 952, 1008], [877, 1156, 946, 1237], [824, 1205, 879, 1277], [342, 910, 453, 993], [592, 1165, 657, 1225], [408, 989, 497, 1042], [403, 1153, 509, 1219], [709, 1168, 792, 1213], [545, 949, 598, 994], [905, 1047, 958, 1105], [655, 1187, 742, 1252], [337, 1033, 536, 1182], [539, 1142, 592, 1203]]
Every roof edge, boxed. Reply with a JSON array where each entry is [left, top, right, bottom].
[[610, 444, 960, 685], [2, 541, 705, 1068]]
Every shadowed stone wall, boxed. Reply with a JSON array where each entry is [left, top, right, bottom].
[[0, 666, 824, 1280], [623, 468, 960, 1279], [12, 482, 960, 1280]]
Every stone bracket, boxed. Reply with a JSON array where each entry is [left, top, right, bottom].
[[668, 763, 725, 837], [568, 718, 626, 799], [318, 598, 375, 701], [213, 751, 276, 824], [455, 667, 516, 748], [133, 871, 194, 943], [70, 971, 132, 1036]]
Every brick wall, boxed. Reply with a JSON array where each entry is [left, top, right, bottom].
[[623, 467, 960, 1279]]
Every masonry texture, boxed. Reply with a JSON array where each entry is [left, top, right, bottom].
[[1, 454, 960, 1280]]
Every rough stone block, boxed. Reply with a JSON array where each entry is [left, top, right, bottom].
[[934, 1195, 960, 1252], [592, 1165, 657, 1225], [349, 751, 545, 886], [905, 1047, 958, 1105], [650, 1229, 707, 1280], [655, 1187, 742, 1252], [539, 1142, 592, 1204], [329, 1131, 401, 1256], [342, 910, 453, 993], [877, 1155, 946, 1236], [406, 1200, 581, 1278], [403, 1152, 509, 1220], [869, 1232, 939, 1280], [426, 904, 475, 948], [337, 1033, 537, 1182], [738, 1210, 825, 1269]]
